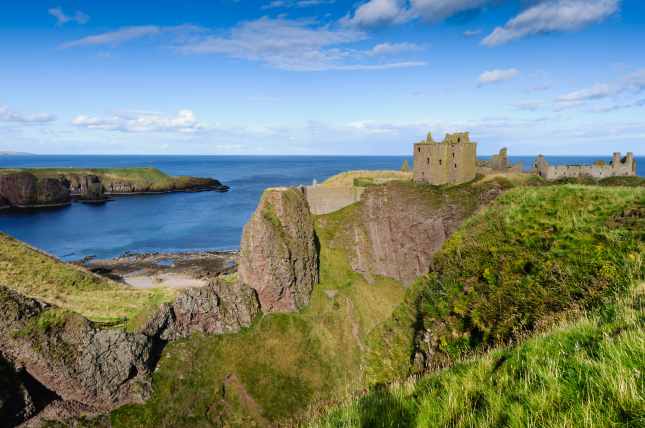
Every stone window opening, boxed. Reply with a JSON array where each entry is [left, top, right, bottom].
[[427, 158, 430, 164], [418, 147, 421, 153], [439, 159, 442, 166]]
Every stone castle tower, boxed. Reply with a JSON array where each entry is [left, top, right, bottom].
[[413, 132, 477, 185]]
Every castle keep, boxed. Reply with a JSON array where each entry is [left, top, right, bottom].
[[534, 152, 636, 180], [413, 132, 477, 185]]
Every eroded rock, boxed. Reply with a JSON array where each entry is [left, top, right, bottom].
[[142, 280, 261, 340], [238, 187, 319, 312], [0, 286, 153, 412]]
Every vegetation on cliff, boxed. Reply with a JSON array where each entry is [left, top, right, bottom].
[[310, 282, 645, 427], [0, 233, 176, 326], [109, 202, 405, 426], [310, 183, 644, 427], [0, 167, 225, 193]]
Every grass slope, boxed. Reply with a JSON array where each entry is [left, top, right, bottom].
[[109, 203, 406, 427], [0, 233, 176, 326], [310, 282, 645, 428], [365, 185, 644, 384]]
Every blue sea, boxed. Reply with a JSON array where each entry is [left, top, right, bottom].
[[0, 155, 642, 260]]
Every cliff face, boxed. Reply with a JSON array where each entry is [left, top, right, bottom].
[[0, 172, 70, 208], [319, 180, 507, 285], [238, 187, 319, 312], [142, 280, 261, 341], [0, 286, 153, 414]]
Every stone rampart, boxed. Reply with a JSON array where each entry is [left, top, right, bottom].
[[304, 185, 365, 215]]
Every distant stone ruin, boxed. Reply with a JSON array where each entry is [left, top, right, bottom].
[[413, 132, 477, 185], [477, 148, 524, 175], [533, 152, 636, 180]]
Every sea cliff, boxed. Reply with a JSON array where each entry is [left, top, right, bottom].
[[0, 167, 229, 208]]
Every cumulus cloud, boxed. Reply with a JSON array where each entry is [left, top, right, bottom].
[[482, 0, 619, 47], [341, 0, 412, 27], [71, 110, 203, 133], [0, 105, 56, 124], [478, 68, 520, 86], [48, 6, 89, 25], [343, 0, 495, 27], [179, 18, 426, 71]]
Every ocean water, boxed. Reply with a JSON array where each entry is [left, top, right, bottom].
[[0, 155, 642, 260]]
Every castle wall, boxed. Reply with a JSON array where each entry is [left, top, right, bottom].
[[534, 153, 636, 180], [304, 185, 365, 215], [413, 135, 476, 185]]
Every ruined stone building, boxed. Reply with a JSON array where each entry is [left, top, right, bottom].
[[413, 132, 477, 185], [477, 147, 524, 174], [533, 152, 636, 180]]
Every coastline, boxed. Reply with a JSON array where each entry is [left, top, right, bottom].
[[77, 249, 239, 289]]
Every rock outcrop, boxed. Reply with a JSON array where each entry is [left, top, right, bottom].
[[238, 187, 319, 312], [0, 172, 70, 208], [142, 280, 261, 341], [323, 180, 506, 285], [0, 286, 154, 413], [67, 175, 106, 201]]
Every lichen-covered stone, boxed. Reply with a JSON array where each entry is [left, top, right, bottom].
[[0, 286, 153, 412], [142, 280, 260, 340], [238, 187, 319, 312]]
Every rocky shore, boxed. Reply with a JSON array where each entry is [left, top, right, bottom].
[[0, 168, 229, 209]]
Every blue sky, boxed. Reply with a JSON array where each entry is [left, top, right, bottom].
[[1, 0, 644, 155]]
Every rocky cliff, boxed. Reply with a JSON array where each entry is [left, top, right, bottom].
[[0, 172, 70, 208], [0, 168, 229, 209], [0, 286, 154, 413], [142, 279, 261, 341], [238, 187, 319, 312], [318, 180, 508, 285]]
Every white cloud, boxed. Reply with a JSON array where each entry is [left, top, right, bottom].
[[342, 0, 412, 27], [71, 110, 203, 133], [0, 105, 56, 124], [262, 0, 335, 9], [478, 68, 520, 86], [179, 18, 426, 71], [464, 29, 482, 37], [48, 6, 89, 25], [557, 83, 612, 102], [61, 25, 202, 48], [590, 99, 645, 113], [367, 42, 422, 55], [410, 0, 491, 22], [482, 0, 619, 47], [513, 100, 545, 111], [343, 0, 494, 27]]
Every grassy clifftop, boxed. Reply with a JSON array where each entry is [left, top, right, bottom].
[[0, 167, 222, 192], [0, 233, 176, 326]]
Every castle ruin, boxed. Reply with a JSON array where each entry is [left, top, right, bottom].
[[413, 132, 477, 185], [533, 152, 636, 180], [477, 147, 524, 175]]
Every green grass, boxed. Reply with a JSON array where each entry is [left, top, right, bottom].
[[309, 282, 645, 428], [108, 201, 406, 427], [0, 233, 176, 326], [364, 185, 644, 384], [0, 167, 209, 192]]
